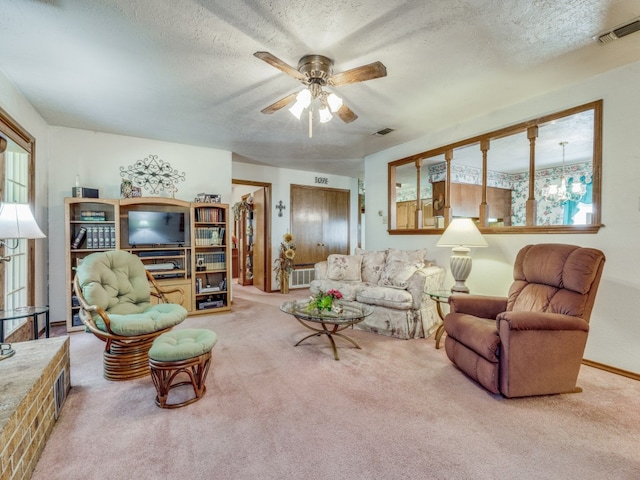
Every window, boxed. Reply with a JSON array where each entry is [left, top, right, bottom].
[[388, 101, 602, 234], [0, 106, 36, 336]]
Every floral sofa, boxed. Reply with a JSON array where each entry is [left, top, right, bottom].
[[310, 248, 445, 339]]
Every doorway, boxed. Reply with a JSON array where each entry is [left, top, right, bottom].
[[232, 180, 271, 292]]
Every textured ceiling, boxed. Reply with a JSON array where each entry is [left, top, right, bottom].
[[1, 0, 640, 178]]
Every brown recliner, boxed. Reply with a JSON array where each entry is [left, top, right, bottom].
[[443, 243, 605, 398]]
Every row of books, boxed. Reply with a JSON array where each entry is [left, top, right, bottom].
[[195, 252, 226, 271], [79, 210, 107, 221], [195, 208, 225, 223], [71, 225, 116, 249], [194, 227, 225, 246]]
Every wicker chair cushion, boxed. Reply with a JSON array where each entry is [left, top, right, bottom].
[[149, 329, 218, 362], [104, 303, 188, 336], [77, 250, 151, 314]]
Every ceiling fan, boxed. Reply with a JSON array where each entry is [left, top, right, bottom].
[[253, 51, 387, 126]]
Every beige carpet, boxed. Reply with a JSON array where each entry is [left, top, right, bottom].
[[33, 286, 640, 479]]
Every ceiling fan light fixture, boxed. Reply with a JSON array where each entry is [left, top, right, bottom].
[[319, 106, 333, 123], [327, 93, 343, 113], [289, 89, 312, 119], [289, 101, 305, 119]]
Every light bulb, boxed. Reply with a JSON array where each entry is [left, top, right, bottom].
[[327, 93, 343, 113], [296, 89, 311, 108], [289, 101, 305, 119], [319, 107, 333, 123]]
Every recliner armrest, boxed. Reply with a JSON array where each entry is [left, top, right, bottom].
[[497, 311, 589, 332], [449, 294, 507, 319]]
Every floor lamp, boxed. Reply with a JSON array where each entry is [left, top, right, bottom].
[[436, 218, 487, 293], [0, 202, 45, 360]]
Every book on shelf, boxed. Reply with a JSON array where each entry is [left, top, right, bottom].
[[71, 227, 87, 249], [195, 208, 224, 223], [80, 210, 107, 221], [194, 226, 225, 246]]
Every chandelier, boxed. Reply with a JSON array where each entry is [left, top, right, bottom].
[[288, 83, 343, 138], [542, 141, 587, 203]]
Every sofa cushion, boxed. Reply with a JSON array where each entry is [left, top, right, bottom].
[[386, 247, 428, 264], [309, 279, 359, 301], [326, 254, 363, 281], [356, 284, 414, 310], [378, 248, 427, 289], [354, 248, 387, 284]]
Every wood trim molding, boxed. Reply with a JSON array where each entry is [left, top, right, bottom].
[[582, 359, 640, 382]]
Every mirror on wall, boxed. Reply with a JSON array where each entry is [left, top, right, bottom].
[[387, 100, 602, 234]]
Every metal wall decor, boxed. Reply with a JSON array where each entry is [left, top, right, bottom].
[[276, 200, 286, 217], [120, 154, 185, 195]]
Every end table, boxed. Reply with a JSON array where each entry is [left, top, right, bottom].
[[0, 306, 50, 342], [428, 291, 451, 349]]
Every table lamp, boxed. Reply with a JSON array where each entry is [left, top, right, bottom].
[[436, 218, 487, 293], [0, 202, 45, 263], [0, 202, 45, 360]]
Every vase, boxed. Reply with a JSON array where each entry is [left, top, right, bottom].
[[280, 272, 289, 294], [331, 302, 343, 314]]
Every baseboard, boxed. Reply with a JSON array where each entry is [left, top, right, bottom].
[[582, 359, 640, 381]]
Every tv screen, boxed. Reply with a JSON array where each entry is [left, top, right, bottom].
[[128, 211, 186, 246]]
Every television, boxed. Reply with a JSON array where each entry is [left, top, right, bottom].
[[128, 210, 186, 246]]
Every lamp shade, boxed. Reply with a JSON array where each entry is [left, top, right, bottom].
[[436, 218, 487, 248], [0, 203, 46, 239]]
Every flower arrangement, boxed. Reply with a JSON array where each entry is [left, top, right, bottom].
[[273, 233, 296, 292], [307, 288, 343, 313]]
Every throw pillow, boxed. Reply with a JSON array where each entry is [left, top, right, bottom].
[[326, 254, 363, 282], [354, 248, 387, 284], [385, 247, 428, 264], [378, 262, 422, 289], [378, 248, 427, 289]]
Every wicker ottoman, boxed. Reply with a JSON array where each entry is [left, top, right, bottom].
[[149, 329, 217, 409]]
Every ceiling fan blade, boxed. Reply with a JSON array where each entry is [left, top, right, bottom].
[[336, 103, 358, 123], [253, 52, 306, 81], [329, 61, 387, 86], [260, 92, 299, 114]]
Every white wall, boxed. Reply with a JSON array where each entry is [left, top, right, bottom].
[[0, 74, 50, 310], [365, 60, 640, 374], [232, 162, 359, 289], [48, 127, 232, 320]]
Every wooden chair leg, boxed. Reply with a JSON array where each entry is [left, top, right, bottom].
[[149, 351, 212, 409]]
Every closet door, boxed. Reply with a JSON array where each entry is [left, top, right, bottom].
[[291, 185, 349, 267]]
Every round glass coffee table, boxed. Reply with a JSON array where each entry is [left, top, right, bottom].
[[280, 300, 373, 361]]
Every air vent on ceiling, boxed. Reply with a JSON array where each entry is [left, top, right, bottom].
[[372, 128, 394, 137], [597, 17, 640, 44]]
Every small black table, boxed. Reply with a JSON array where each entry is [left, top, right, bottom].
[[0, 306, 50, 342]]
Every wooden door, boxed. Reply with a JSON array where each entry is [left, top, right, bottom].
[[252, 187, 267, 291], [291, 185, 349, 267]]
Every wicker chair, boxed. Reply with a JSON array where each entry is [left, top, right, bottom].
[[74, 250, 188, 381]]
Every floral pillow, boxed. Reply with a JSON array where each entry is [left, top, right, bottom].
[[326, 254, 363, 282], [378, 248, 427, 289], [385, 248, 428, 264], [354, 248, 387, 284]]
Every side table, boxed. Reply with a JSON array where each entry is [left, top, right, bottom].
[[428, 291, 451, 349], [0, 306, 50, 342]]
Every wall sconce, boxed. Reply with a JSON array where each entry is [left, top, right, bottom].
[[0, 203, 46, 263]]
